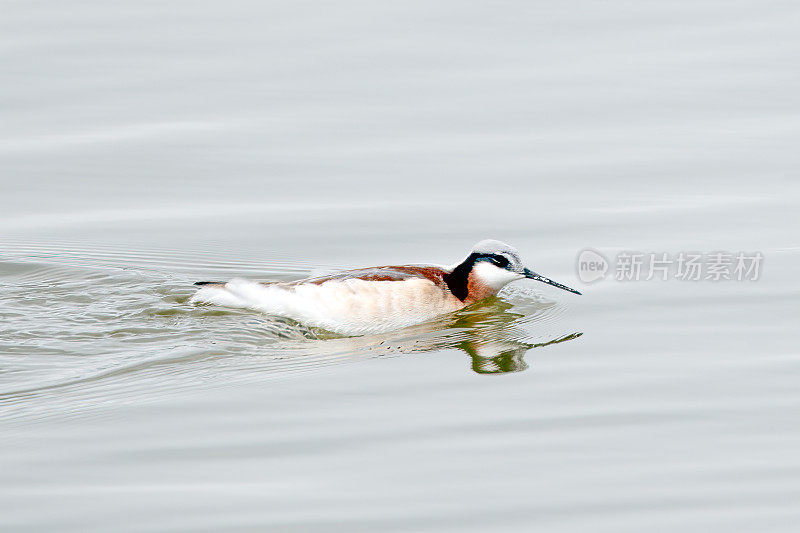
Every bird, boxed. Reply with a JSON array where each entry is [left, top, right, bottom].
[[190, 239, 581, 336]]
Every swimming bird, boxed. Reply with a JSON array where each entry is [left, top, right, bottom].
[[190, 239, 580, 336]]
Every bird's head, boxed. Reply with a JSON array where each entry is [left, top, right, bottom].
[[446, 240, 581, 302]]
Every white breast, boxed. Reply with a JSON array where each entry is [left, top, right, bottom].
[[190, 278, 462, 335]]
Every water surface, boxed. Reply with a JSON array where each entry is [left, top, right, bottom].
[[2, 1, 799, 531]]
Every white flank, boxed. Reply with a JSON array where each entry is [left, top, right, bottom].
[[190, 278, 461, 335]]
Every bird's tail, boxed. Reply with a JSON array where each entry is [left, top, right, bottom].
[[194, 281, 225, 287]]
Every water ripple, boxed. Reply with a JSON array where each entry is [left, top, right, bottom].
[[0, 245, 582, 420]]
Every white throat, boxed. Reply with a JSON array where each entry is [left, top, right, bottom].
[[472, 261, 523, 290]]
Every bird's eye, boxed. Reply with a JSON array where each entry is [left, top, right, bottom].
[[491, 255, 509, 268]]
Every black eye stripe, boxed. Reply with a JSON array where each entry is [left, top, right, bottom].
[[477, 254, 509, 268]]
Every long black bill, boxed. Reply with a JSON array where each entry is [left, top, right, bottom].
[[523, 268, 582, 295]]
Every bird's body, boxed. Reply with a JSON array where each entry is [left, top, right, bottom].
[[191, 240, 580, 336], [193, 265, 462, 335]]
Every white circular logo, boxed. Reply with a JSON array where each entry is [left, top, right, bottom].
[[576, 249, 609, 283]]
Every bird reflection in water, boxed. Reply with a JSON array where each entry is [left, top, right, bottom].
[[441, 297, 581, 374], [298, 297, 582, 374]]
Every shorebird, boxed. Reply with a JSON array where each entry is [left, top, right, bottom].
[[190, 239, 580, 335]]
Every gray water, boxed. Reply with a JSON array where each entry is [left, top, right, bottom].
[[2, 1, 799, 531]]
